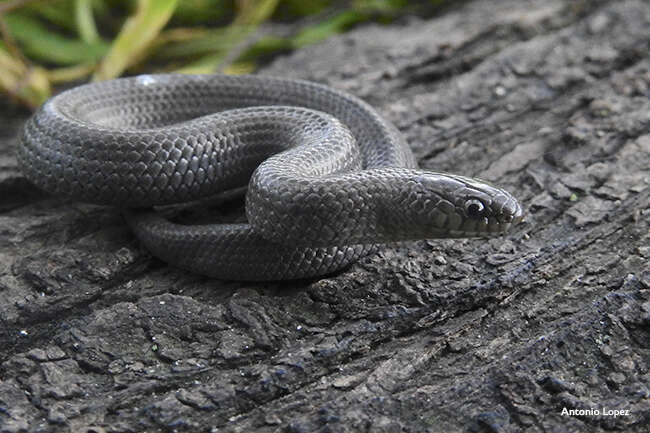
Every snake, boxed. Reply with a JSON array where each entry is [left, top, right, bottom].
[[17, 74, 523, 280]]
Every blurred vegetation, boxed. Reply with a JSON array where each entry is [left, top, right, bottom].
[[0, 0, 452, 109]]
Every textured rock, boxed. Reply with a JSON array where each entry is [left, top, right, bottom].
[[1, 0, 649, 431]]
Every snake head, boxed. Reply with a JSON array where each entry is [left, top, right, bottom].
[[399, 171, 523, 239]]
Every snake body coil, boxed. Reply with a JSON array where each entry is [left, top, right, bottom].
[[18, 74, 522, 280]]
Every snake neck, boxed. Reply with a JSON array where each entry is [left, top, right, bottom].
[[246, 166, 523, 246], [246, 168, 440, 246]]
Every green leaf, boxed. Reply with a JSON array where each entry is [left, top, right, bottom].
[[172, 0, 231, 25], [172, 54, 223, 75], [26, 0, 78, 31], [233, 0, 280, 26], [154, 26, 251, 60], [94, 0, 178, 80], [280, 0, 331, 17], [4, 12, 108, 65], [240, 35, 292, 60], [75, 0, 100, 43], [353, 0, 408, 14], [174, 0, 279, 74], [292, 10, 362, 48]]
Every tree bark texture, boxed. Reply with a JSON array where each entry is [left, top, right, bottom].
[[0, 0, 648, 432]]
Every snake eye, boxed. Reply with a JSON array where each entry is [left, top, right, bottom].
[[464, 199, 485, 218]]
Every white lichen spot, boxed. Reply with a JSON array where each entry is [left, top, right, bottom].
[[494, 85, 507, 97], [136, 75, 157, 86], [43, 100, 57, 115]]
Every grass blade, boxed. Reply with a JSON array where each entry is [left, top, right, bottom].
[[0, 44, 50, 107], [93, 0, 178, 81], [292, 10, 361, 48], [75, 0, 99, 43], [4, 12, 108, 65], [175, 0, 279, 74]]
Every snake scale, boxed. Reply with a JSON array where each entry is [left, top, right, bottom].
[[18, 74, 523, 280]]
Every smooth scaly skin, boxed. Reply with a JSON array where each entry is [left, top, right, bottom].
[[18, 74, 523, 280]]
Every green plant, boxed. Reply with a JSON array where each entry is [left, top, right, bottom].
[[0, 0, 450, 108]]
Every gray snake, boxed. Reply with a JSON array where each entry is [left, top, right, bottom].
[[18, 74, 523, 280]]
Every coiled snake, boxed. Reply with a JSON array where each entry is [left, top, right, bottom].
[[18, 74, 523, 280]]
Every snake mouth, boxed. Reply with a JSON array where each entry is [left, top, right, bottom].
[[446, 224, 515, 238], [442, 200, 524, 238], [462, 205, 524, 238]]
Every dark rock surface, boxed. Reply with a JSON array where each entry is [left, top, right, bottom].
[[1, 0, 648, 431]]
